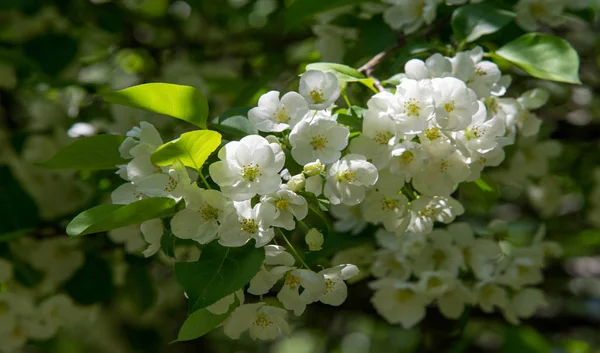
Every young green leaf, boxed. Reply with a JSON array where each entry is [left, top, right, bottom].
[[39, 134, 127, 170], [150, 130, 221, 171], [175, 242, 265, 312], [305, 62, 377, 92], [177, 296, 239, 342], [210, 107, 257, 138], [451, 3, 515, 43], [66, 198, 177, 237], [496, 33, 581, 84], [101, 83, 210, 128]]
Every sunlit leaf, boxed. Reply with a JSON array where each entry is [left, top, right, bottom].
[[39, 134, 127, 170], [150, 130, 221, 171]]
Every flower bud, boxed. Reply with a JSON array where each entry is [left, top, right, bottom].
[[286, 174, 305, 192], [305, 228, 324, 251], [303, 159, 324, 177]]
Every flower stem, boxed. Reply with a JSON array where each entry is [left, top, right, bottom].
[[199, 172, 211, 189], [277, 228, 310, 270]]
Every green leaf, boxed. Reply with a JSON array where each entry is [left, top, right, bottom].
[[150, 130, 221, 171], [210, 107, 257, 138], [66, 198, 177, 237], [65, 255, 114, 305], [451, 3, 515, 43], [124, 258, 157, 314], [284, 0, 364, 30], [305, 62, 377, 92], [39, 134, 128, 170], [177, 295, 240, 342], [502, 326, 551, 353], [335, 106, 365, 132], [175, 242, 264, 311], [495, 33, 581, 84], [161, 230, 176, 258], [0, 166, 39, 236], [101, 83, 210, 128]]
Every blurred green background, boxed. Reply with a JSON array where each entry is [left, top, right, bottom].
[[1, 0, 600, 352]]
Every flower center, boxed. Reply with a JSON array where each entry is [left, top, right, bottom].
[[240, 219, 258, 234], [427, 277, 443, 289], [444, 100, 455, 113], [199, 204, 220, 221], [336, 170, 356, 183], [310, 135, 328, 150], [517, 264, 532, 276], [275, 199, 289, 210], [395, 289, 413, 303], [274, 107, 290, 123], [164, 176, 178, 192], [432, 249, 447, 267], [241, 163, 261, 182], [324, 278, 335, 293], [310, 89, 325, 104], [424, 127, 441, 140], [465, 126, 483, 140], [285, 273, 301, 290], [419, 206, 435, 217], [254, 313, 273, 328], [374, 131, 394, 145], [475, 66, 487, 76], [398, 151, 413, 165], [404, 98, 421, 117], [481, 284, 496, 299], [381, 197, 398, 211], [440, 160, 448, 173], [12, 325, 26, 339]]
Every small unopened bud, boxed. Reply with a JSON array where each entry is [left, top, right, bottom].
[[303, 159, 324, 177], [286, 174, 305, 192], [305, 229, 324, 251]]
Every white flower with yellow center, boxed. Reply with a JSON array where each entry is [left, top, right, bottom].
[[448, 222, 502, 279], [416, 271, 456, 298], [402, 53, 452, 80], [388, 79, 435, 135], [134, 160, 193, 201], [349, 108, 397, 169], [248, 245, 296, 296], [362, 189, 409, 235], [437, 281, 476, 319], [324, 154, 378, 205], [370, 279, 430, 328], [475, 281, 509, 313], [209, 135, 285, 201], [430, 77, 479, 131], [119, 121, 163, 160], [277, 269, 326, 315], [407, 195, 465, 235], [223, 303, 290, 340], [454, 101, 506, 159], [218, 200, 276, 248], [412, 229, 464, 276], [503, 288, 547, 324], [317, 264, 360, 306], [289, 118, 349, 165], [248, 90, 309, 132], [515, 0, 565, 31], [170, 187, 233, 244], [389, 141, 426, 182], [451, 48, 510, 98], [382, 0, 439, 34], [299, 70, 341, 110], [260, 186, 308, 231], [412, 151, 471, 196]]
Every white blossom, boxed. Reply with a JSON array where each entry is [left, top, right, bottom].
[[383, 0, 439, 34], [261, 186, 308, 230], [218, 200, 276, 247], [289, 117, 349, 165], [248, 91, 309, 132], [299, 70, 341, 110], [223, 303, 290, 340], [305, 229, 324, 251], [324, 154, 378, 205], [370, 279, 429, 328], [317, 264, 360, 306], [209, 135, 285, 201]]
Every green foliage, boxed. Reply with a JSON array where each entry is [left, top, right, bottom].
[[336, 105, 366, 132], [65, 255, 114, 305], [496, 33, 582, 84], [161, 230, 176, 258], [284, 0, 364, 30], [451, 3, 515, 43], [150, 130, 221, 171], [177, 296, 240, 342], [101, 83, 210, 129], [502, 326, 552, 353], [0, 166, 39, 237], [124, 257, 157, 314], [210, 107, 257, 138], [23, 33, 78, 76], [66, 198, 177, 237], [305, 62, 377, 92], [175, 242, 264, 312], [39, 134, 128, 171], [458, 175, 500, 215]]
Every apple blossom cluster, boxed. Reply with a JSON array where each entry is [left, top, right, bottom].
[[382, 0, 591, 34], [0, 238, 91, 352], [108, 46, 562, 339], [368, 222, 561, 328]]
